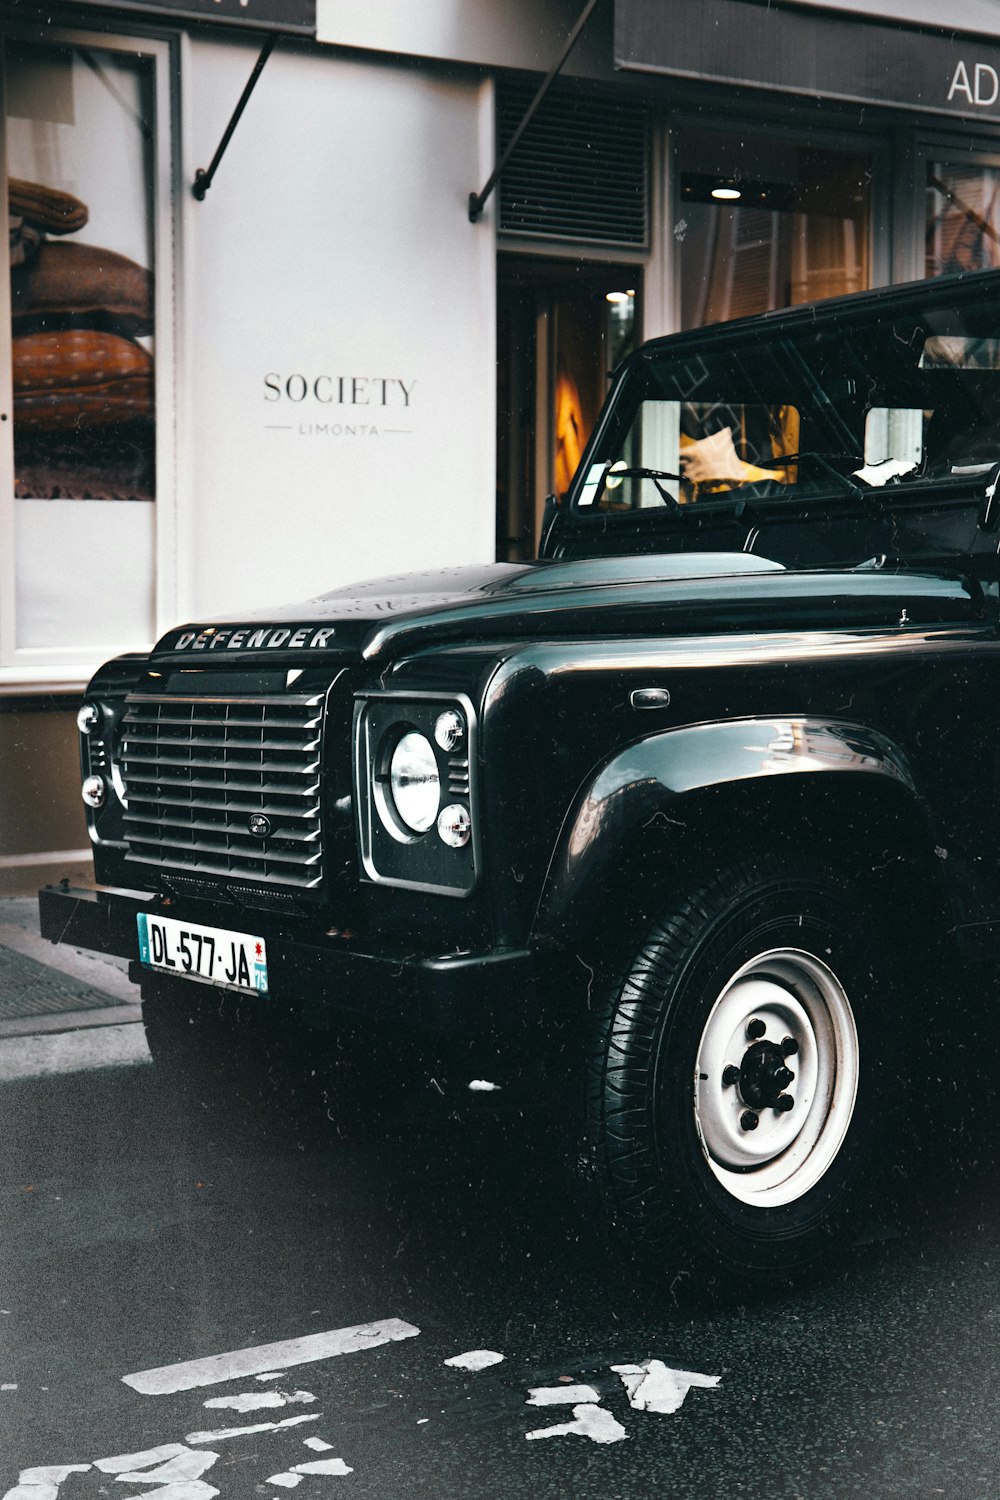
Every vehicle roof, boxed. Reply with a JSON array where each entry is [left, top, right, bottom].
[[626, 265, 1000, 370]]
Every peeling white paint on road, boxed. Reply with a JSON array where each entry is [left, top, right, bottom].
[[92, 1444, 221, 1497], [525, 1403, 628, 1445], [202, 1389, 316, 1412], [186, 1414, 320, 1443], [265, 1459, 353, 1486], [302, 1438, 335, 1452], [123, 1318, 420, 1394], [95, 1444, 219, 1479], [612, 1360, 721, 1414], [526, 1384, 601, 1406], [443, 1350, 504, 1371], [2, 1465, 91, 1500]]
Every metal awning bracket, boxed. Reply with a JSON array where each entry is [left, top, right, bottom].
[[468, 0, 600, 223], [192, 33, 277, 200]]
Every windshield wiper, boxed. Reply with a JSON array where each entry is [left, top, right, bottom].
[[756, 450, 865, 501], [602, 465, 683, 510]]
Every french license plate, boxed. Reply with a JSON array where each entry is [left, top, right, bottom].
[[137, 913, 268, 994]]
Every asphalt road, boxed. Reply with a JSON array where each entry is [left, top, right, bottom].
[[2, 1012, 1000, 1500]]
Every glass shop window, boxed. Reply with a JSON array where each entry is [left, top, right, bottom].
[[676, 132, 871, 329], [4, 35, 162, 668], [926, 161, 1000, 277]]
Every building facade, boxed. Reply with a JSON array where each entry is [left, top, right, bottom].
[[2, 0, 1000, 887]]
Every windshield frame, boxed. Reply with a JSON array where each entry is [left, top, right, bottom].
[[556, 270, 1000, 550]]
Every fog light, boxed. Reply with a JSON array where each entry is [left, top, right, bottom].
[[77, 702, 100, 735], [82, 775, 106, 809], [434, 709, 465, 752], [437, 803, 471, 848]]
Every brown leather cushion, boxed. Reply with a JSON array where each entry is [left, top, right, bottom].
[[14, 424, 154, 502], [13, 330, 153, 430], [9, 177, 88, 234], [11, 241, 153, 337]]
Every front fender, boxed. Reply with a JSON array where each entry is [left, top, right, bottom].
[[535, 717, 921, 938]]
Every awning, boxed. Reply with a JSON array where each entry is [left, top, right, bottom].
[[615, 0, 1000, 123], [53, 0, 315, 35]]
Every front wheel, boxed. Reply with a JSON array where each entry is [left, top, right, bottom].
[[585, 856, 902, 1284]]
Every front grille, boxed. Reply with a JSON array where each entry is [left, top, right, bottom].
[[121, 692, 325, 892]]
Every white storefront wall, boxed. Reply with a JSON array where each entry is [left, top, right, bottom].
[[177, 36, 497, 628]]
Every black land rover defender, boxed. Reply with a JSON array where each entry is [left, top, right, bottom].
[[42, 268, 1000, 1282]]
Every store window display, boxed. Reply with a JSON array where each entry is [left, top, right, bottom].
[[926, 161, 1000, 277], [676, 131, 871, 328], [3, 34, 163, 665]]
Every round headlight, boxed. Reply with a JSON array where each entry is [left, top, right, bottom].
[[82, 775, 106, 809], [77, 702, 101, 735], [389, 731, 440, 833]]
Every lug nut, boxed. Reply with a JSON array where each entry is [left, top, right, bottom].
[[775, 1065, 795, 1089], [746, 1018, 766, 1040], [722, 1065, 741, 1087], [740, 1110, 760, 1131], [781, 1036, 799, 1057], [775, 1094, 794, 1113]]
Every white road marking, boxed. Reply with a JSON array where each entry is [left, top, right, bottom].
[[525, 1403, 628, 1445], [1, 1384, 17, 1391], [129, 1488, 216, 1500], [443, 1350, 503, 1371], [2, 1465, 91, 1500], [109, 1451, 219, 1484], [302, 1439, 334, 1452], [527, 1384, 601, 1406], [466, 1080, 501, 1091], [0, 1025, 150, 1082], [123, 1319, 420, 1394], [255, 1371, 284, 1382], [266, 1460, 352, 1485], [186, 1414, 319, 1443], [95, 1445, 190, 1472], [202, 1389, 315, 1412], [611, 1360, 721, 1414]]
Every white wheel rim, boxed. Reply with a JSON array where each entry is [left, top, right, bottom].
[[693, 948, 860, 1208]]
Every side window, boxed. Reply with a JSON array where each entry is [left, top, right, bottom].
[[863, 408, 924, 474], [1, 30, 172, 683]]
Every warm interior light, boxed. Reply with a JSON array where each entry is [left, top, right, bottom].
[[711, 184, 742, 201], [605, 289, 635, 304]]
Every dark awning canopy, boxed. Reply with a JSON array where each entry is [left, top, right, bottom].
[[59, 0, 314, 35], [615, 0, 1000, 123]]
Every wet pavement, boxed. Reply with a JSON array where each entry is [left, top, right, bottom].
[[2, 898, 1000, 1499]]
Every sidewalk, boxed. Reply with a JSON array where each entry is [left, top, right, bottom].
[[0, 891, 140, 1041]]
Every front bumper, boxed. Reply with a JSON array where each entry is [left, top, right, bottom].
[[38, 883, 538, 1037]]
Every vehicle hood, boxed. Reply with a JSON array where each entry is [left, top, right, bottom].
[[151, 551, 981, 664]]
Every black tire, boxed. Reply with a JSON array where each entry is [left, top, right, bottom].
[[584, 854, 901, 1285]]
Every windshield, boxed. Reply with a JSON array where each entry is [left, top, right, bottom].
[[573, 297, 1000, 518]]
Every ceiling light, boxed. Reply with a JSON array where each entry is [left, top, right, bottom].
[[711, 184, 742, 201]]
